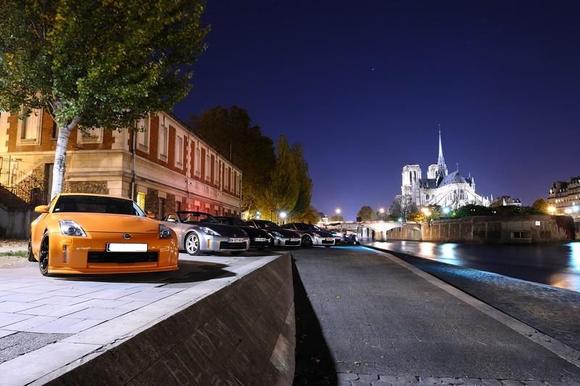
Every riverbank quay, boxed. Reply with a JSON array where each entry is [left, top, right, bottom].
[[0, 252, 294, 385], [293, 246, 580, 385], [366, 242, 580, 352], [380, 215, 574, 244]]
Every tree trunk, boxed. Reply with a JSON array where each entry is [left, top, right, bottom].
[[50, 117, 80, 200]]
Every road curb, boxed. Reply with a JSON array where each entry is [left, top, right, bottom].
[[362, 245, 580, 371]]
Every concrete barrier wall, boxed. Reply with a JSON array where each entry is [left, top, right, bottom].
[[0, 206, 33, 239], [384, 216, 574, 244], [48, 254, 295, 386]]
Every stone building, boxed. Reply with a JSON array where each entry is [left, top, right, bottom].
[[0, 110, 242, 219], [400, 129, 490, 210], [548, 176, 580, 220]]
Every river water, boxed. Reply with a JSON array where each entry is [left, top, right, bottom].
[[370, 241, 580, 292]]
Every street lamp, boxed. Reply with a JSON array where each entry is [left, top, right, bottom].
[[379, 207, 385, 214], [335, 208, 341, 215], [256, 211, 261, 219], [547, 205, 556, 215]]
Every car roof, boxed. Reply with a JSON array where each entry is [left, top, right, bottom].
[[176, 211, 211, 216]]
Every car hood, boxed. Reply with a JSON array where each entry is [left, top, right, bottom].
[[267, 227, 300, 238], [50, 213, 159, 233], [241, 226, 269, 238], [200, 223, 248, 238], [314, 230, 334, 237]]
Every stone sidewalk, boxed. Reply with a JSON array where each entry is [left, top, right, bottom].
[[0, 252, 280, 385]]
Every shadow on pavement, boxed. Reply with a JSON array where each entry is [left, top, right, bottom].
[[54, 260, 235, 284], [292, 257, 337, 385]]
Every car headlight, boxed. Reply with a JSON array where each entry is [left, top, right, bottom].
[[200, 226, 220, 236], [269, 231, 283, 238], [59, 220, 87, 237], [159, 224, 173, 239]]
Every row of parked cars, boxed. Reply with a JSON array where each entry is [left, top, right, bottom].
[[163, 211, 358, 255], [28, 193, 358, 276]]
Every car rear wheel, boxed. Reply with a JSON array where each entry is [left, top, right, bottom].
[[38, 235, 50, 276], [185, 232, 201, 256], [302, 235, 313, 248]]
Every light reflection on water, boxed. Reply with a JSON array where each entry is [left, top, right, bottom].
[[372, 241, 580, 292]]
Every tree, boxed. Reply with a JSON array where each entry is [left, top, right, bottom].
[[329, 215, 344, 222], [294, 206, 320, 224], [357, 205, 375, 221], [532, 198, 549, 214], [257, 136, 300, 219], [0, 0, 208, 198], [289, 144, 313, 219], [191, 106, 275, 211]]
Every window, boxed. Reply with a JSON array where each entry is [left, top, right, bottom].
[[195, 144, 201, 175], [136, 191, 146, 210], [137, 115, 150, 151], [77, 128, 103, 144], [175, 135, 183, 167], [18, 109, 42, 144], [205, 153, 210, 181], [158, 117, 168, 161]]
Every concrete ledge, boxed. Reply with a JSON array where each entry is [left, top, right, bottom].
[[0, 254, 294, 385]]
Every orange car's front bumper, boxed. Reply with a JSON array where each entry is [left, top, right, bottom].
[[46, 231, 179, 275]]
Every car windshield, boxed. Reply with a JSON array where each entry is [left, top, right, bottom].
[[177, 212, 218, 224], [253, 220, 278, 229], [219, 217, 244, 226], [52, 195, 144, 216], [294, 223, 321, 231]]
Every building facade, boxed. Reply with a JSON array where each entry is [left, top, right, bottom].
[[400, 130, 490, 210], [0, 110, 242, 219], [547, 177, 580, 220]]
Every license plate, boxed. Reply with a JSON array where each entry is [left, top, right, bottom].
[[229, 238, 245, 243], [107, 243, 147, 252], [291, 238, 301, 242], [254, 238, 268, 242], [326, 238, 334, 242]]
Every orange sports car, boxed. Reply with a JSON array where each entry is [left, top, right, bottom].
[[29, 193, 179, 276]]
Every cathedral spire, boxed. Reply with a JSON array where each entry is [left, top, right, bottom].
[[437, 124, 448, 177]]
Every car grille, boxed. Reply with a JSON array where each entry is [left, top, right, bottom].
[[321, 239, 334, 244], [87, 251, 158, 264], [284, 240, 300, 246], [219, 241, 247, 250]]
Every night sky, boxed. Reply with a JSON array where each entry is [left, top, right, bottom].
[[174, 0, 580, 220]]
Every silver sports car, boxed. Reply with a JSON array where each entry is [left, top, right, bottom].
[[163, 211, 249, 255]]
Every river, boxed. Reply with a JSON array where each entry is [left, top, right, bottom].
[[370, 241, 580, 292]]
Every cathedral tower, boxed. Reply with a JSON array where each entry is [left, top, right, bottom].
[[436, 127, 448, 179]]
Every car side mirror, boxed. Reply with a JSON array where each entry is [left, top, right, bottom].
[[146, 211, 156, 219], [34, 205, 49, 214]]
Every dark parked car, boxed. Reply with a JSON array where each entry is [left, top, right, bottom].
[[281, 223, 336, 247], [214, 216, 271, 249], [245, 220, 302, 247]]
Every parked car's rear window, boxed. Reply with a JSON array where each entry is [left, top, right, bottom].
[[53, 196, 143, 216]]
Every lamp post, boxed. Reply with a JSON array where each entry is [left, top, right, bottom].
[[279, 211, 287, 225]]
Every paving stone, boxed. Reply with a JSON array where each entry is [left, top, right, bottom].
[[0, 330, 17, 339], [3, 315, 57, 331], [19, 303, 90, 318], [338, 372, 360, 381], [65, 307, 130, 320], [0, 312, 33, 328], [0, 301, 40, 313], [500, 381, 525, 386], [72, 298, 133, 309], [30, 295, 91, 306], [358, 374, 379, 382], [84, 288, 142, 300]]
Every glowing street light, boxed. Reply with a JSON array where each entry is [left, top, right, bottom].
[[379, 207, 385, 214], [421, 207, 432, 217], [256, 211, 261, 219], [279, 211, 287, 219], [335, 208, 341, 215], [442, 207, 450, 215], [547, 205, 557, 215]]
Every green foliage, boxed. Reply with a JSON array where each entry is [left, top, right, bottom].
[[329, 215, 344, 222], [0, 0, 208, 127], [257, 136, 300, 217], [532, 198, 549, 214], [191, 106, 276, 211], [289, 144, 313, 219], [357, 205, 375, 221]]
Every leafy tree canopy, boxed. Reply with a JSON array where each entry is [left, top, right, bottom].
[[357, 205, 376, 221], [0, 0, 208, 197]]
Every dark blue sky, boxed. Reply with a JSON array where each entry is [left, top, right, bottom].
[[174, 0, 580, 220]]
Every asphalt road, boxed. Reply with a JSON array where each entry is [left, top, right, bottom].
[[292, 246, 580, 385]]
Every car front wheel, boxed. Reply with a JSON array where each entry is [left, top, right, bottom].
[[27, 240, 35, 262], [302, 235, 313, 248], [38, 235, 50, 276], [185, 232, 201, 256]]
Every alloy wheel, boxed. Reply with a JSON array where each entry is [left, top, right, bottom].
[[185, 232, 200, 256], [39, 236, 50, 276]]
